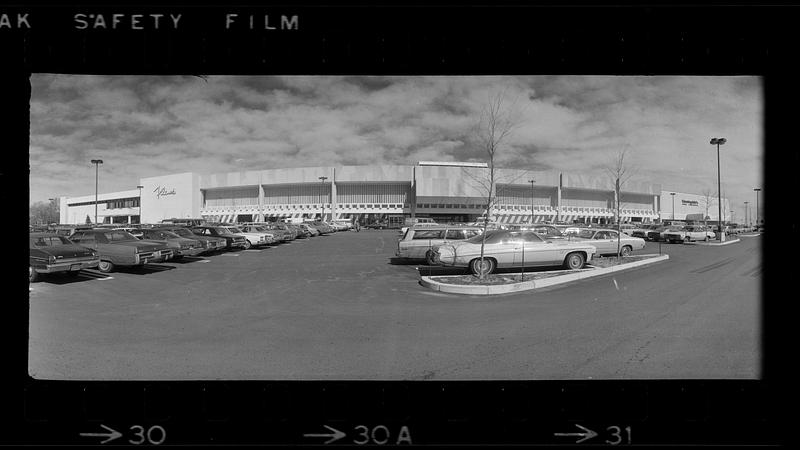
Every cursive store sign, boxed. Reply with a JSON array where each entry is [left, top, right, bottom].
[[153, 186, 177, 199]]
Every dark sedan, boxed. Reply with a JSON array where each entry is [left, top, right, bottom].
[[191, 226, 248, 250], [138, 229, 205, 259], [153, 226, 228, 254], [67, 229, 173, 273], [29, 232, 100, 282]]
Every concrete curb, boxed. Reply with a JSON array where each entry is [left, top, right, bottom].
[[420, 254, 670, 295], [686, 238, 741, 246], [738, 233, 762, 238]]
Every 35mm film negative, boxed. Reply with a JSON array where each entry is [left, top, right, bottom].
[[5, 2, 789, 447]]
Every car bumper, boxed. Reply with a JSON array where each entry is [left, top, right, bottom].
[[36, 258, 100, 273], [177, 247, 205, 257], [230, 242, 248, 249]]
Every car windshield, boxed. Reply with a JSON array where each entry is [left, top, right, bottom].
[[226, 227, 244, 233], [31, 235, 72, 246], [171, 228, 193, 237], [214, 227, 233, 235], [104, 231, 138, 241], [576, 229, 595, 239]]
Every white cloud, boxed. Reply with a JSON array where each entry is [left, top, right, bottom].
[[29, 75, 762, 212]]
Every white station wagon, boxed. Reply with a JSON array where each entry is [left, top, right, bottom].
[[396, 226, 483, 263]]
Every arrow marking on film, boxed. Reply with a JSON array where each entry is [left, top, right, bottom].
[[80, 424, 122, 444], [303, 425, 346, 444], [554, 424, 597, 443]]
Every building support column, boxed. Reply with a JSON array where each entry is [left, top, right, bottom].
[[410, 166, 416, 219], [556, 174, 563, 222], [258, 174, 264, 222], [330, 167, 337, 221]]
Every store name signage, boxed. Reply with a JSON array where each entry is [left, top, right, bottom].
[[0, 11, 300, 31], [153, 186, 177, 199], [681, 200, 699, 206]]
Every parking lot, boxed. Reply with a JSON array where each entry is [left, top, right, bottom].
[[29, 230, 760, 380]]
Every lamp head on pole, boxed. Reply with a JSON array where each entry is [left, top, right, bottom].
[[91, 159, 103, 165], [710, 138, 727, 145], [753, 188, 761, 192]]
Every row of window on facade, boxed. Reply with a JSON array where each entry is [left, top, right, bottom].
[[67, 197, 140, 209]]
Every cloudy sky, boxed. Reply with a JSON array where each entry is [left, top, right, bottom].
[[30, 75, 762, 216]]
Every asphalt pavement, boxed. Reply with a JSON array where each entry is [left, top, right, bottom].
[[28, 231, 760, 380]]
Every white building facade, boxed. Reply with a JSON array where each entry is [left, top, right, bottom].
[[58, 163, 725, 226]]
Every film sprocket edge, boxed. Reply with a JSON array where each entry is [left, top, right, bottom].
[[5, 2, 789, 447]]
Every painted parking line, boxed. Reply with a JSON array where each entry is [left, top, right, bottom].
[[245, 249, 263, 253], [96, 276, 114, 281], [221, 253, 241, 257], [197, 259, 211, 263]]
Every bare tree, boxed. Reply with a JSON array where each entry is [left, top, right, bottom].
[[605, 148, 636, 259], [461, 92, 522, 279], [699, 188, 716, 229], [29, 199, 59, 226]]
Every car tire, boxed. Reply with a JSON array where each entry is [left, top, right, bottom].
[[97, 260, 115, 273], [704, 236, 710, 242], [243, 240, 252, 250], [563, 252, 586, 270], [469, 257, 496, 276], [29, 266, 39, 283], [620, 246, 632, 257], [684, 236, 691, 244], [425, 250, 436, 265]]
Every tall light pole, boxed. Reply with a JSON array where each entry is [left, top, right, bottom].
[[90, 159, 103, 225], [670, 192, 676, 221], [753, 187, 761, 229], [744, 201, 749, 228], [528, 179, 535, 225], [137, 185, 144, 224], [710, 138, 726, 240], [318, 176, 328, 221]]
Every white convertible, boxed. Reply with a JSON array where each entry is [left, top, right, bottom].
[[431, 229, 597, 276]]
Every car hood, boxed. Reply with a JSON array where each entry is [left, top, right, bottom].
[[32, 244, 95, 258]]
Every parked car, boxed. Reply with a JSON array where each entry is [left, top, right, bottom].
[[507, 224, 569, 240], [284, 223, 310, 238], [297, 223, 320, 236], [224, 225, 275, 248], [68, 229, 173, 273], [191, 226, 249, 250], [630, 224, 658, 239], [49, 224, 94, 237], [430, 229, 597, 275], [153, 226, 228, 254], [252, 222, 299, 240], [646, 226, 671, 242], [160, 218, 207, 227], [29, 232, 100, 282], [569, 228, 646, 256], [396, 226, 483, 263], [365, 220, 389, 230], [240, 224, 291, 242], [330, 220, 354, 231], [663, 225, 716, 243], [137, 229, 205, 258], [305, 221, 333, 234]]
